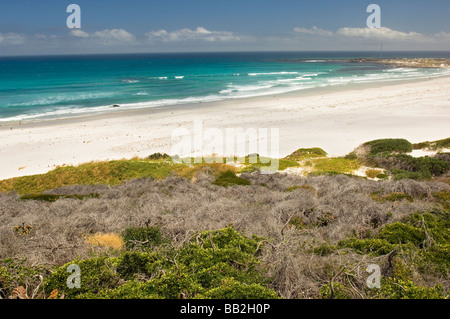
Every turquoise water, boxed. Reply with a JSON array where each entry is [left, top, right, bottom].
[[1, 52, 449, 121]]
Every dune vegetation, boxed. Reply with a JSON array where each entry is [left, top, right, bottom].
[[0, 138, 449, 299]]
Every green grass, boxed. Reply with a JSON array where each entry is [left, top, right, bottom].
[[212, 170, 251, 187], [240, 156, 299, 173], [413, 138, 450, 150], [284, 147, 328, 161], [0, 159, 187, 195], [310, 158, 361, 175]]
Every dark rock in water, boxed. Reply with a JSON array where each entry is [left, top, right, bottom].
[[112, 104, 120, 108]]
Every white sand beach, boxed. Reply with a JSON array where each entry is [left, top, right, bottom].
[[0, 76, 449, 181]]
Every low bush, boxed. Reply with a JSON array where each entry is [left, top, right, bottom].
[[122, 226, 164, 251], [43, 257, 121, 299], [284, 148, 328, 161], [413, 138, 450, 150], [374, 278, 445, 299], [338, 238, 395, 256], [364, 139, 412, 156], [320, 282, 352, 299], [212, 170, 251, 187], [365, 169, 383, 179], [147, 153, 171, 160], [196, 277, 279, 299]]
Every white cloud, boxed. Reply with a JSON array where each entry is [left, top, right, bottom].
[[93, 29, 135, 42], [336, 27, 426, 42], [293, 26, 333, 37], [70, 29, 90, 38], [292, 26, 450, 45], [69, 28, 135, 43], [0, 33, 26, 45], [146, 27, 241, 42]]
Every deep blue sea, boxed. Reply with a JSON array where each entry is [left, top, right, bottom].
[[1, 51, 449, 122]]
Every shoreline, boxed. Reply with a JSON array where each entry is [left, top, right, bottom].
[[0, 75, 449, 180], [2, 71, 450, 128]]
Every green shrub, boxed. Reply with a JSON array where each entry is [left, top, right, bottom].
[[364, 139, 412, 156], [373, 154, 450, 180], [338, 238, 395, 256], [320, 282, 351, 299], [392, 155, 450, 176], [433, 191, 450, 211], [148, 271, 204, 299], [413, 138, 450, 150], [43, 257, 121, 299], [376, 278, 445, 299], [0, 266, 12, 298], [417, 245, 450, 277], [212, 170, 251, 187], [0, 258, 49, 298], [312, 243, 336, 256], [378, 222, 425, 246], [177, 227, 266, 289], [344, 152, 358, 160], [284, 148, 328, 161], [196, 277, 279, 299], [77, 280, 161, 299], [116, 251, 161, 280], [122, 226, 164, 251], [391, 169, 431, 181], [147, 153, 171, 160]]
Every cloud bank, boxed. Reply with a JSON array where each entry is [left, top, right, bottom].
[[146, 27, 242, 42], [70, 28, 135, 43], [294, 26, 450, 44]]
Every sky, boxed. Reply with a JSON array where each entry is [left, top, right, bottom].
[[0, 0, 449, 55]]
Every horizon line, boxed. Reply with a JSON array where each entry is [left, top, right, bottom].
[[1, 49, 450, 58]]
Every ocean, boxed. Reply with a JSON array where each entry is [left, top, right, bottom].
[[1, 51, 449, 122]]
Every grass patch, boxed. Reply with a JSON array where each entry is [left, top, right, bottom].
[[19, 193, 99, 202], [286, 184, 316, 193], [85, 233, 125, 250], [284, 148, 327, 161], [212, 170, 251, 187], [310, 158, 361, 175], [365, 169, 383, 179], [370, 192, 414, 203], [178, 162, 238, 180], [0, 160, 187, 195], [413, 138, 450, 150], [240, 155, 299, 173]]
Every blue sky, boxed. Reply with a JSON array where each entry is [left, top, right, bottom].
[[0, 0, 449, 55]]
